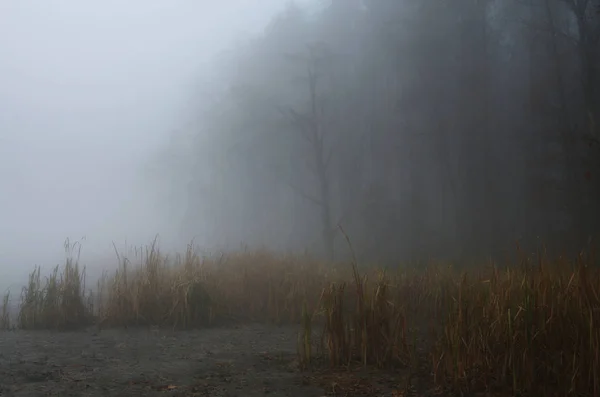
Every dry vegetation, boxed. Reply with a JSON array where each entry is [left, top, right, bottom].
[[1, 237, 598, 396]]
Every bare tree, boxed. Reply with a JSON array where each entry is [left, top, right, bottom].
[[280, 44, 337, 260]]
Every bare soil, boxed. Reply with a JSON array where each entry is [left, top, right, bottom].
[[0, 324, 430, 397]]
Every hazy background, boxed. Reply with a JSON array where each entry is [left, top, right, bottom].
[[1, 0, 598, 294], [0, 0, 315, 289]]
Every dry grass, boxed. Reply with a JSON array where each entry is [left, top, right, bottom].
[[93, 239, 331, 328], [1, 239, 598, 396], [1, 291, 10, 330], [15, 239, 93, 330], [431, 249, 600, 396]]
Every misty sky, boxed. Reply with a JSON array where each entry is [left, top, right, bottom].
[[0, 0, 312, 281]]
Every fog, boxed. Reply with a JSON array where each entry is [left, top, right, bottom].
[[0, 0, 313, 288], [1, 0, 598, 293]]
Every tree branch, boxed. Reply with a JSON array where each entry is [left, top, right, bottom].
[[324, 146, 334, 170], [276, 105, 315, 145], [286, 181, 323, 206]]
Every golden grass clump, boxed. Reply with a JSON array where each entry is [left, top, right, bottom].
[[3, 238, 599, 396], [17, 240, 93, 330], [431, 250, 600, 396], [1, 291, 11, 330], [94, 239, 334, 329]]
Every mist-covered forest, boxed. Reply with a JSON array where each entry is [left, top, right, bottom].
[[161, 0, 600, 264], [1, 3, 599, 395]]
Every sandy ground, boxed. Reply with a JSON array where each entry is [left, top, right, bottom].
[[0, 324, 430, 397]]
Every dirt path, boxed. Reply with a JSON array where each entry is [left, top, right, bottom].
[[0, 324, 331, 396]]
